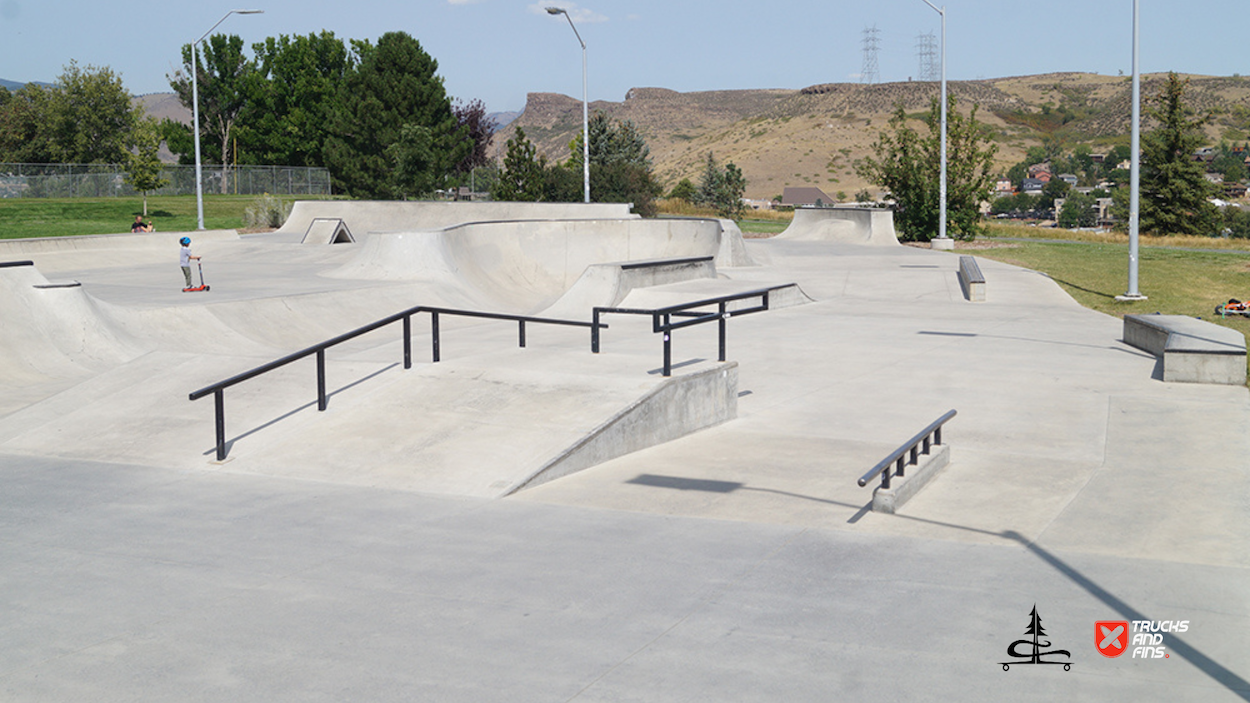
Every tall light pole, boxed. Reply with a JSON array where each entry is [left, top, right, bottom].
[[921, 0, 951, 249], [191, 9, 263, 230], [546, 7, 589, 203], [1117, 0, 1147, 301]]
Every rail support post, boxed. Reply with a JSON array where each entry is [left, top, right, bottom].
[[214, 389, 226, 461], [316, 349, 327, 411], [431, 312, 440, 362], [518, 320, 526, 348], [718, 301, 728, 362], [403, 314, 412, 369], [662, 313, 672, 377], [591, 309, 601, 353]]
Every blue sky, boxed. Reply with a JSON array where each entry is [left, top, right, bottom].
[[2, 1, 1246, 113]]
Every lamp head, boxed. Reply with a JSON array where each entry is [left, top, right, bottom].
[[234, 9, 264, 14], [546, 7, 566, 15]]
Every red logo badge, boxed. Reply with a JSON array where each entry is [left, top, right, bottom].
[[1096, 621, 1129, 658]]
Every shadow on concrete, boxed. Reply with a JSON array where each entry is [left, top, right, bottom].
[[625, 472, 1250, 701], [201, 363, 399, 458], [647, 358, 706, 375]]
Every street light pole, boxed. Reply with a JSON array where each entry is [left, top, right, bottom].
[[1117, 0, 1147, 301], [547, 7, 589, 203], [921, 0, 949, 249], [191, 9, 263, 230]]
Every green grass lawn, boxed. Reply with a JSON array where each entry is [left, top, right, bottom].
[[738, 219, 790, 235], [0, 195, 332, 239], [971, 240, 1250, 381]]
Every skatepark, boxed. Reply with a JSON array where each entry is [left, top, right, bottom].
[[1, 202, 1247, 701]]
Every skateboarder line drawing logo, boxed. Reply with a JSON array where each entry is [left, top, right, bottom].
[[1000, 605, 1071, 671]]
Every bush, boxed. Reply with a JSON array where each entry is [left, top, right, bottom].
[[1225, 206, 1250, 239], [244, 193, 292, 228]]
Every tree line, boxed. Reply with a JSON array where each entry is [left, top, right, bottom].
[[855, 72, 1239, 239], [0, 31, 495, 201]]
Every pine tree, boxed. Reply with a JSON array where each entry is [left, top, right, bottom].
[[492, 127, 546, 202], [1140, 72, 1221, 235]]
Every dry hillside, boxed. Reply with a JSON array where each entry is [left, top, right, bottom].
[[500, 72, 1250, 200]]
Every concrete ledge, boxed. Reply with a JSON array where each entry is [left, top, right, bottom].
[[506, 363, 738, 494], [871, 444, 951, 514], [1124, 314, 1247, 385], [0, 229, 239, 256], [957, 255, 985, 302]]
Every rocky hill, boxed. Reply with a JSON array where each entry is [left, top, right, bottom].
[[500, 72, 1250, 200]]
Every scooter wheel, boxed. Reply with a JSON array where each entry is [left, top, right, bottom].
[[205, 286, 210, 291]]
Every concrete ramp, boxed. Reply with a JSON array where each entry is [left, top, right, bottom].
[[301, 218, 355, 245], [776, 207, 900, 246], [540, 257, 719, 319], [275, 201, 638, 237], [0, 261, 145, 385], [328, 218, 732, 314]]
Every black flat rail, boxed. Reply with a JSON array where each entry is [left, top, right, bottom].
[[858, 410, 957, 490], [591, 284, 791, 376], [190, 305, 601, 461]]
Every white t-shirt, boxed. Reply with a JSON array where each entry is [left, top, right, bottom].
[[180, 245, 191, 267]]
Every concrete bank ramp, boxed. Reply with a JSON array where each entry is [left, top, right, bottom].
[[775, 206, 900, 246], [276, 200, 638, 238], [0, 345, 739, 498], [328, 218, 747, 313], [0, 262, 145, 385]]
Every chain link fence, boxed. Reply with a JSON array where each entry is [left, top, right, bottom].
[[0, 163, 332, 199]]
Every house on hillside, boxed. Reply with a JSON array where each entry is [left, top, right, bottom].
[[781, 187, 837, 207], [1058, 173, 1079, 186], [1021, 178, 1046, 195], [994, 179, 1015, 196]]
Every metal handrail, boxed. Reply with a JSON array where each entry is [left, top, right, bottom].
[[190, 304, 602, 461], [858, 410, 957, 490], [592, 284, 791, 376], [0, 260, 34, 268]]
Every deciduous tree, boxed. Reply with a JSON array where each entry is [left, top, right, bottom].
[[242, 31, 351, 168], [855, 96, 998, 240], [47, 61, 139, 164], [168, 35, 257, 192], [124, 117, 169, 215]]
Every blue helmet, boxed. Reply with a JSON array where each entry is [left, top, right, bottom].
[[180, 237, 191, 246]]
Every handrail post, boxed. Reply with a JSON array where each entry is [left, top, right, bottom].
[[518, 320, 526, 348], [316, 349, 327, 411], [403, 314, 412, 369], [214, 389, 226, 461], [662, 313, 672, 377], [591, 309, 600, 353], [718, 300, 727, 362], [431, 312, 440, 362], [935, 425, 942, 445]]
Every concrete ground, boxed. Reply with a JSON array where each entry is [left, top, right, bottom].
[[1, 219, 1247, 701]]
